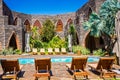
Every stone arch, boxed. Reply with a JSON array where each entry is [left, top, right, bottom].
[[24, 19, 31, 32], [56, 19, 63, 32], [67, 18, 73, 25], [84, 32, 105, 53], [66, 18, 73, 30], [33, 20, 42, 32], [64, 18, 73, 37], [7, 32, 20, 50], [13, 17, 17, 25], [33, 20, 41, 27]]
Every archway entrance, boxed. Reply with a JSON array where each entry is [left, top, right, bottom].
[[8, 33, 17, 50], [85, 33, 105, 53]]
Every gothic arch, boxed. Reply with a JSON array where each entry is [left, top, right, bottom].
[[33, 20, 42, 27], [67, 18, 73, 25], [24, 19, 31, 32], [33, 20, 42, 32], [7, 32, 20, 50], [13, 17, 17, 25], [56, 19, 63, 32], [84, 32, 105, 53]]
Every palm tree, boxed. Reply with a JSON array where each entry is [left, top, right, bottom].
[[83, 0, 120, 55]]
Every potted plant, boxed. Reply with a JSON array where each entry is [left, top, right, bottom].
[[72, 46, 82, 55], [72, 46, 90, 55]]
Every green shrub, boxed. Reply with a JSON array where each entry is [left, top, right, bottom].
[[80, 46, 90, 55], [72, 46, 82, 53], [0, 49, 8, 55], [42, 42, 49, 48], [0, 48, 17, 55], [72, 46, 90, 55], [30, 37, 43, 48], [33, 40, 43, 48], [93, 49, 105, 56], [49, 36, 67, 48], [14, 49, 22, 55], [8, 48, 15, 54]]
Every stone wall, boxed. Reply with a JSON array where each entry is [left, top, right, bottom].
[[0, 0, 107, 51], [75, 0, 106, 46], [32, 13, 75, 38], [0, 16, 5, 49]]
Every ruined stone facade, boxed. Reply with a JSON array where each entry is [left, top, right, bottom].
[[0, 0, 106, 51]]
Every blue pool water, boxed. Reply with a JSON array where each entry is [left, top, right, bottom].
[[18, 57, 99, 64]]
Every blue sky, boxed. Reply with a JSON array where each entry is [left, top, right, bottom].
[[4, 0, 88, 15]]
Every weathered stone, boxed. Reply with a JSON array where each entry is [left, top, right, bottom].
[[0, 0, 111, 52]]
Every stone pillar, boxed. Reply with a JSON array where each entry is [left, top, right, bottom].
[[17, 18, 24, 51], [114, 11, 120, 65], [25, 32, 30, 52], [0, 16, 5, 49], [68, 34, 72, 52]]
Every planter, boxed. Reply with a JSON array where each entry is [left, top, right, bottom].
[[77, 50, 81, 55]]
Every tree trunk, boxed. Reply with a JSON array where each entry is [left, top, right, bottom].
[[102, 33, 117, 56]]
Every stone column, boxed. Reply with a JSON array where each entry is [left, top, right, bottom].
[[25, 32, 30, 52], [114, 11, 120, 65], [0, 16, 6, 50]]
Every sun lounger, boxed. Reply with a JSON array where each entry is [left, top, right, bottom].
[[33, 58, 51, 80], [32, 48, 37, 55], [40, 48, 45, 55], [48, 48, 53, 55], [66, 57, 88, 79], [1, 59, 23, 80], [88, 57, 116, 78], [61, 48, 67, 54], [54, 48, 60, 55]]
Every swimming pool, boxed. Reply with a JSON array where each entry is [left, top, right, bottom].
[[18, 57, 99, 64]]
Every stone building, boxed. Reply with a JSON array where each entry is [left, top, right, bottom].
[[0, 0, 109, 53], [75, 0, 106, 52]]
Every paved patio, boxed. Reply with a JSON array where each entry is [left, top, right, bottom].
[[0, 55, 120, 80]]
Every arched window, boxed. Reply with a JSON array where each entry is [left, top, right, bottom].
[[56, 19, 63, 32], [24, 20, 31, 32]]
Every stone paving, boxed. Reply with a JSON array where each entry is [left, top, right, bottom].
[[0, 55, 120, 80]]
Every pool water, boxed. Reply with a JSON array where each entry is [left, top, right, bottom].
[[18, 57, 99, 64], [19, 58, 34, 64], [51, 57, 72, 62]]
